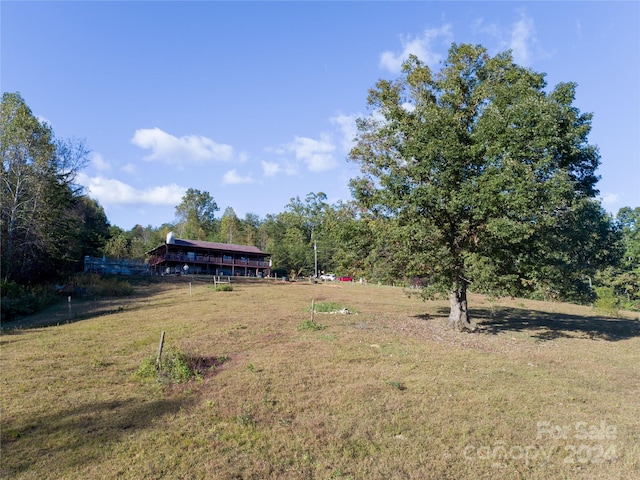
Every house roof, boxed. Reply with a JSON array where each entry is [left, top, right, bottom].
[[146, 238, 270, 256]]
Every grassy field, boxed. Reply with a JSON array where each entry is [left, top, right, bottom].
[[1, 277, 639, 479]]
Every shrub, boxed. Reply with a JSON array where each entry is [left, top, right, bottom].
[[136, 347, 229, 384], [213, 284, 233, 292], [298, 319, 325, 331], [594, 287, 620, 317], [163, 347, 197, 382], [135, 357, 158, 381], [1, 282, 58, 321], [73, 274, 134, 297], [136, 347, 198, 384], [0, 275, 133, 322]]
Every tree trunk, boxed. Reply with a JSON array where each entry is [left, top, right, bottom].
[[448, 284, 475, 331]]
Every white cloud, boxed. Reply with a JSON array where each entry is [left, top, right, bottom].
[[264, 145, 287, 155], [261, 160, 281, 177], [282, 159, 300, 176], [90, 152, 111, 172], [379, 24, 452, 73], [260, 149, 302, 177], [509, 11, 536, 66], [600, 192, 620, 207], [474, 17, 498, 38], [121, 163, 137, 174], [78, 173, 186, 206], [401, 102, 416, 113], [237, 151, 250, 164], [286, 134, 337, 172], [264, 114, 358, 176], [36, 115, 52, 127], [476, 10, 538, 67], [330, 113, 359, 152], [131, 127, 237, 165], [222, 169, 255, 185]]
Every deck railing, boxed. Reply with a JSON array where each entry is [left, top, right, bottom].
[[149, 253, 270, 268]]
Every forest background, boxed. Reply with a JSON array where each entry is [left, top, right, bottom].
[[1, 73, 639, 322]]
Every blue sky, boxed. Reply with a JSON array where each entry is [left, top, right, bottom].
[[3, 1, 639, 230]]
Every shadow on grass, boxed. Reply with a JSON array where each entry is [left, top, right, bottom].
[[1, 277, 292, 332], [1, 395, 194, 476], [427, 306, 640, 341], [0, 296, 146, 331], [0, 276, 189, 332]]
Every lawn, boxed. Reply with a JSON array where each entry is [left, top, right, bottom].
[[1, 277, 639, 479]]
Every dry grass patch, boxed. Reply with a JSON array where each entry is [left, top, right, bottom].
[[1, 278, 639, 479]]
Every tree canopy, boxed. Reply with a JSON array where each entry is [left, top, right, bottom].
[[348, 43, 618, 329], [1, 92, 109, 284], [174, 188, 219, 240]]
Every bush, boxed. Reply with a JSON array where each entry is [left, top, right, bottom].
[[136, 347, 229, 384], [135, 347, 200, 384], [298, 319, 325, 331], [163, 347, 198, 383], [213, 284, 233, 292], [0, 275, 133, 322], [594, 287, 620, 317], [135, 357, 158, 381], [73, 274, 134, 297], [1, 282, 59, 321]]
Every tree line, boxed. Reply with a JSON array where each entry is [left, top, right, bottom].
[[2, 44, 639, 325], [1, 92, 109, 285]]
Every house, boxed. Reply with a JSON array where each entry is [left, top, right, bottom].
[[146, 232, 271, 277]]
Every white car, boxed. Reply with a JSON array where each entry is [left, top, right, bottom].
[[320, 273, 336, 281]]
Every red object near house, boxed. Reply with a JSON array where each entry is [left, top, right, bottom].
[[337, 276, 353, 282]]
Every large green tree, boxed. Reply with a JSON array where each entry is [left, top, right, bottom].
[[281, 193, 335, 277], [2, 92, 54, 281], [349, 44, 617, 330], [219, 207, 242, 244], [596, 207, 640, 307], [174, 188, 219, 240], [617, 207, 640, 268], [242, 212, 263, 248], [1, 92, 102, 283]]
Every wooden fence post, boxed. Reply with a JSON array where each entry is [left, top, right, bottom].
[[311, 299, 315, 324], [156, 331, 165, 369]]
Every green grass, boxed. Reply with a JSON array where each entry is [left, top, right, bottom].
[[307, 301, 358, 314], [1, 277, 639, 479], [297, 318, 326, 331], [210, 283, 234, 292]]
